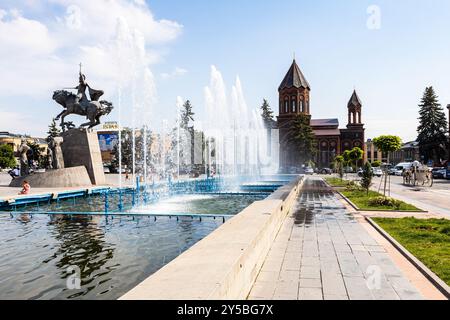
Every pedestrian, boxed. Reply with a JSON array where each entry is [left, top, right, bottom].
[[19, 180, 31, 195], [8, 167, 20, 180]]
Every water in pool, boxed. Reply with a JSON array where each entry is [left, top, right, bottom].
[[0, 193, 265, 300]]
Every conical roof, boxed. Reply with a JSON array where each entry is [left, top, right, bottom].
[[348, 90, 362, 107], [279, 59, 310, 91]]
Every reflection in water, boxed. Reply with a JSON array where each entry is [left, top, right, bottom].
[[0, 213, 225, 300]]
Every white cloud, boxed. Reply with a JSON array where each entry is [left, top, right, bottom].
[[0, 110, 46, 136], [0, 1, 183, 98], [0, 9, 56, 57], [161, 67, 188, 79]]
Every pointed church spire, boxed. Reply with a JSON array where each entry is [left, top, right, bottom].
[[348, 89, 362, 107], [279, 59, 310, 91]]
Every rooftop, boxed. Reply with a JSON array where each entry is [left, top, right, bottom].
[[311, 118, 339, 128], [279, 59, 310, 91]]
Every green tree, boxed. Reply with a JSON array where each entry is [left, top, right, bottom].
[[180, 100, 195, 130], [180, 100, 195, 171], [0, 144, 16, 169], [371, 160, 381, 167], [349, 147, 364, 171], [360, 162, 374, 195], [46, 118, 61, 143], [343, 150, 351, 172], [417, 87, 448, 165], [260, 99, 276, 128], [285, 114, 317, 166], [373, 135, 402, 197]]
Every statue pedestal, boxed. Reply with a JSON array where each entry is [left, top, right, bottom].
[[9, 166, 92, 188], [61, 129, 105, 185]]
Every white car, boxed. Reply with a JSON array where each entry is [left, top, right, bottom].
[[373, 168, 383, 177], [394, 162, 412, 176], [304, 167, 314, 175]]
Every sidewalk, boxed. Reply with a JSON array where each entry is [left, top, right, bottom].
[[248, 177, 443, 300]]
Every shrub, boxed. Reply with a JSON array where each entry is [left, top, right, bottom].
[[345, 180, 362, 192], [368, 196, 402, 209]]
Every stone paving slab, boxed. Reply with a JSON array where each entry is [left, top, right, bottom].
[[248, 177, 424, 300]]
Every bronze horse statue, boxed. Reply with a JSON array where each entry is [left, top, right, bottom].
[[53, 90, 113, 131]]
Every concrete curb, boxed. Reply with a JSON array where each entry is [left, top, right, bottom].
[[366, 217, 450, 299]]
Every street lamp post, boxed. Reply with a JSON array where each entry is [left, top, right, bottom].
[[447, 104, 450, 161], [447, 105, 450, 179]]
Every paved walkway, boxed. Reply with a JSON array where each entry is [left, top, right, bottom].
[[248, 177, 425, 300]]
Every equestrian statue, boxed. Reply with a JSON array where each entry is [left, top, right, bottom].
[[53, 64, 113, 131]]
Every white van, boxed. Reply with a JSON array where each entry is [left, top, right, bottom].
[[394, 162, 412, 176]]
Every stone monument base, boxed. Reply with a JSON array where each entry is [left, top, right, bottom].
[[61, 129, 106, 185], [9, 166, 92, 188]]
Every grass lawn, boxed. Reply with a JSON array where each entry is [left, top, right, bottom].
[[325, 177, 350, 187], [341, 189, 421, 211], [373, 217, 450, 286]]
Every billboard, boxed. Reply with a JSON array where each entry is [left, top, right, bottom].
[[98, 133, 119, 152]]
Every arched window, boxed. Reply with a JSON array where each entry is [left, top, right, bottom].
[[291, 98, 297, 113], [284, 98, 289, 113], [299, 100, 304, 113]]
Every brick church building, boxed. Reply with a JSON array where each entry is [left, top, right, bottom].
[[277, 59, 365, 172]]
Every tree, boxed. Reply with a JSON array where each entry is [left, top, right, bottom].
[[334, 155, 344, 179], [342, 150, 351, 173], [0, 144, 16, 169], [180, 100, 195, 130], [285, 114, 317, 166], [27, 141, 45, 168], [360, 162, 373, 195], [372, 160, 381, 167], [417, 87, 448, 165], [349, 147, 364, 171], [373, 135, 402, 197], [180, 100, 195, 171], [47, 118, 61, 143], [260, 99, 276, 128]]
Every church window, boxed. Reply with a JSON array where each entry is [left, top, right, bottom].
[[291, 98, 297, 113], [284, 99, 289, 113], [299, 100, 304, 113]]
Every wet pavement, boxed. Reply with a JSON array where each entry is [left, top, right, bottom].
[[248, 177, 424, 300]]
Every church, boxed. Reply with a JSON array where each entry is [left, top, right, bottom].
[[277, 59, 365, 172]]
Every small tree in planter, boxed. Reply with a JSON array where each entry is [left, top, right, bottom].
[[349, 147, 364, 171], [360, 162, 374, 195], [334, 155, 344, 179], [373, 135, 402, 197]]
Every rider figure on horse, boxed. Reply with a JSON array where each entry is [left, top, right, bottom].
[[75, 72, 90, 112], [71, 64, 104, 111]]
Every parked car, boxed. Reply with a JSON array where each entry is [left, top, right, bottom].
[[393, 162, 412, 176], [373, 167, 383, 177], [432, 167, 446, 179], [357, 167, 383, 177], [320, 168, 333, 175], [304, 167, 314, 175]]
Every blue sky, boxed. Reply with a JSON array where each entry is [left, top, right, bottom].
[[0, 0, 449, 142]]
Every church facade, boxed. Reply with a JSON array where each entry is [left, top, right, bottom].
[[277, 60, 365, 172]]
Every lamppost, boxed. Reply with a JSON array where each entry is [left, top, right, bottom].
[[447, 104, 450, 160], [447, 105, 450, 179]]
